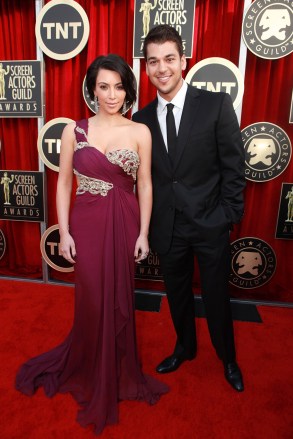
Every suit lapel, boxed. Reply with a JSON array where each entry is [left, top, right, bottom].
[[148, 99, 173, 172], [174, 85, 200, 171]]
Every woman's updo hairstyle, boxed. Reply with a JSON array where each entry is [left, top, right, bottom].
[[86, 54, 136, 112]]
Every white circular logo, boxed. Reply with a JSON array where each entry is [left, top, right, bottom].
[[37, 117, 74, 172], [242, 122, 292, 182], [185, 57, 244, 109], [242, 0, 293, 60], [230, 237, 277, 289], [35, 0, 90, 61], [40, 224, 74, 272]]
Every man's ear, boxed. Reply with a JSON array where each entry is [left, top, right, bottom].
[[145, 61, 150, 76], [181, 54, 187, 71]]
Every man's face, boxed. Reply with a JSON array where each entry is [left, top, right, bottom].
[[145, 41, 186, 101]]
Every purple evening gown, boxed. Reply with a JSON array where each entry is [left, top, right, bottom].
[[15, 119, 169, 435]]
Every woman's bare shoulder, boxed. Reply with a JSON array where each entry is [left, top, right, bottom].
[[129, 119, 151, 136], [62, 121, 76, 138]]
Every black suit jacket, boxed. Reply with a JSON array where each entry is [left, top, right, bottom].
[[132, 85, 245, 254]]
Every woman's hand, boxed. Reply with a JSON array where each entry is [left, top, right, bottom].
[[59, 232, 76, 264], [134, 234, 149, 263]]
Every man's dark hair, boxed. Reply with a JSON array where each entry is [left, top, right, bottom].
[[143, 25, 184, 60], [86, 54, 136, 109]]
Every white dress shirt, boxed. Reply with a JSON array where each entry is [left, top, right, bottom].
[[157, 79, 188, 151]]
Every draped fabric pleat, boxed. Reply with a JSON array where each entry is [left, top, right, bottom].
[[0, 0, 292, 302]]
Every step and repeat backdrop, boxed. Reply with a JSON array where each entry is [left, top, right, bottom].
[[0, 0, 292, 303]]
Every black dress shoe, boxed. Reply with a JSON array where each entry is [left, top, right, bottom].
[[156, 354, 194, 374], [224, 362, 244, 392]]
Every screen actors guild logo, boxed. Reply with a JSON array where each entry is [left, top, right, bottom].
[[1, 172, 14, 205], [0, 61, 42, 117], [275, 183, 293, 239], [0, 171, 44, 222], [242, 122, 291, 182], [133, 0, 195, 57], [135, 249, 163, 281], [230, 238, 276, 289], [285, 186, 293, 222], [242, 0, 293, 59], [0, 63, 9, 100], [140, 0, 157, 37]]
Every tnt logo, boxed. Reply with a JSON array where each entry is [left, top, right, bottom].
[[42, 22, 82, 40], [35, 0, 90, 60], [185, 57, 244, 110], [40, 224, 74, 272], [37, 118, 74, 172]]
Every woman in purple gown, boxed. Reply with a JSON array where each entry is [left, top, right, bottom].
[[15, 54, 169, 435]]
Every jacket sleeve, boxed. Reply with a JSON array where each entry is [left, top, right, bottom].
[[132, 110, 141, 123], [216, 93, 246, 224]]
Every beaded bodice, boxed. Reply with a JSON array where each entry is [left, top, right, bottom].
[[74, 124, 140, 181], [72, 119, 140, 197]]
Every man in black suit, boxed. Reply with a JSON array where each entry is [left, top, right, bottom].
[[132, 25, 245, 392]]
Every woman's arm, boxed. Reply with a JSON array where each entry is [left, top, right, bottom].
[[56, 122, 76, 264], [134, 123, 152, 262]]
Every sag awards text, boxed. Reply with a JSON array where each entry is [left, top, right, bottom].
[[0, 64, 37, 112]]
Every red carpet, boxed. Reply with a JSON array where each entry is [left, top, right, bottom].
[[0, 279, 292, 439]]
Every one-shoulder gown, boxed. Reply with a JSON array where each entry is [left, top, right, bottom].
[[15, 119, 169, 435]]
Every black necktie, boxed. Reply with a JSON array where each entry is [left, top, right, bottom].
[[166, 103, 177, 165]]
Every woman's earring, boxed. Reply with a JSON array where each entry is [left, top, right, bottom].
[[122, 100, 132, 116], [94, 96, 99, 113], [122, 101, 127, 115]]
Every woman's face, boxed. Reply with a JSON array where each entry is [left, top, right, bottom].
[[94, 68, 126, 115]]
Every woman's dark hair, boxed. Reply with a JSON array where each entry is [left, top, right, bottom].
[[143, 24, 184, 59], [86, 54, 136, 110]]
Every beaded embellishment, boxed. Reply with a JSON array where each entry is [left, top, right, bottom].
[[75, 126, 88, 151], [74, 170, 113, 197], [106, 149, 139, 181]]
